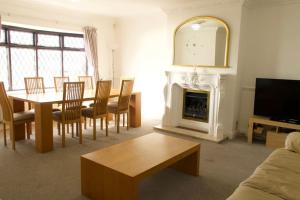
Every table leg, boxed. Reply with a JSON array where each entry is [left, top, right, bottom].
[[34, 103, 53, 153], [171, 147, 200, 176], [81, 157, 138, 200], [129, 92, 141, 128], [10, 98, 25, 141]]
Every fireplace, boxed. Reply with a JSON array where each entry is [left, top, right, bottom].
[[182, 89, 210, 122], [155, 71, 227, 142]]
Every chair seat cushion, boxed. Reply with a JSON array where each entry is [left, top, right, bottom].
[[82, 107, 106, 118], [82, 108, 94, 118], [107, 101, 118, 113], [52, 111, 62, 121], [107, 101, 128, 113], [13, 111, 35, 122]]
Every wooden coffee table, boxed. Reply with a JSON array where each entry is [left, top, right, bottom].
[[81, 133, 201, 200]]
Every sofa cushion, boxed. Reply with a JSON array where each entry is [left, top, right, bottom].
[[285, 132, 300, 154], [227, 185, 284, 200], [228, 149, 300, 200]]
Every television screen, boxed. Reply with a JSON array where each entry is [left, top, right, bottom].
[[254, 78, 300, 124]]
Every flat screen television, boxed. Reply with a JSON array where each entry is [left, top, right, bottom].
[[254, 78, 300, 124]]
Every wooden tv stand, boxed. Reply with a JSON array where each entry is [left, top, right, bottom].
[[248, 116, 300, 144]]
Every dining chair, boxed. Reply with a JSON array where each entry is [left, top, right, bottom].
[[0, 82, 34, 150], [78, 76, 93, 90], [107, 79, 134, 133], [54, 76, 69, 92], [82, 80, 111, 139], [24, 77, 45, 95], [52, 82, 84, 147]]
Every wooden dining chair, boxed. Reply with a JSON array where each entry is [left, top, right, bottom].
[[0, 82, 34, 150], [24, 77, 45, 95], [54, 76, 69, 92], [52, 82, 84, 147], [78, 76, 93, 90], [24, 77, 45, 112], [108, 79, 134, 133], [82, 80, 112, 139]]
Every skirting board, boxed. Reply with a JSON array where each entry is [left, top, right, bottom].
[[154, 124, 226, 143]]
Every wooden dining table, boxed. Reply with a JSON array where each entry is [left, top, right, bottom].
[[7, 89, 141, 153]]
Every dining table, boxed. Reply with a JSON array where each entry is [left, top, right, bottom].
[[7, 89, 141, 153]]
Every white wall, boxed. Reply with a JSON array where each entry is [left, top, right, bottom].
[[0, 1, 116, 80], [115, 3, 243, 138], [115, 12, 168, 120], [238, 3, 300, 133]]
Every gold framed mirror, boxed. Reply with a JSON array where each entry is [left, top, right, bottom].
[[173, 16, 230, 68]]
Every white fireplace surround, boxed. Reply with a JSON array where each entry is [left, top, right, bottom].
[[155, 69, 228, 142]]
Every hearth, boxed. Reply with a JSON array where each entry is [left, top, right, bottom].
[[182, 89, 209, 122]]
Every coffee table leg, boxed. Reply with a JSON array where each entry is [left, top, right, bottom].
[[34, 103, 53, 153], [171, 148, 200, 176], [81, 157, 138, 200]]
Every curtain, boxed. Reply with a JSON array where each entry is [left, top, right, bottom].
[[82, 26, 100, 81]]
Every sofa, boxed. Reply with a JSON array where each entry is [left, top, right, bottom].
[[228, 132, 300, 200]]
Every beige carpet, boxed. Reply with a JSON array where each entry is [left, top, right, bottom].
[[0, 119, 272, 200]]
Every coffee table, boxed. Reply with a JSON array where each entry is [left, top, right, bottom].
[[81, 133, 200, 200]]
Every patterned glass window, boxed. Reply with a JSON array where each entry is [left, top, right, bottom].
[[64, 51, 86, 81], [11, 48, 36, 90], [0, 29, 5, 43], [0, 47, 9, 89], [1, 25, 88, 91], [38, 34, 60, 47], [38, 50, 62, 87], [10, 30, 33, 45], [64, 36, 85, 49]]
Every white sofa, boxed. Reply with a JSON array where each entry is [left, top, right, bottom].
[[227, 132, 300, 200]]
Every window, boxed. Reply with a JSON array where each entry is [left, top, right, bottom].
[[0, 25, 90, 90]]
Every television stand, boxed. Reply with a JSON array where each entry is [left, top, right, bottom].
[[248, 115, 300, 145]]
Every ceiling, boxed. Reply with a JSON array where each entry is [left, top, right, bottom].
[[1, 0, 299, 17], [0, 0, 241, 16]]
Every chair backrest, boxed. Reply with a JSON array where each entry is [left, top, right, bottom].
[[0, 82, 13, 122], [62, 82, 84, 122], [24, 77, 45, 94], [118, 79, 134, 111], [93, 80, 112, 116], [54, 77, 69, 92], [78, 76, 93, 90]]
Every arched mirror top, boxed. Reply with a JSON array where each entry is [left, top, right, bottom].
[[173, 16, 230, 68]]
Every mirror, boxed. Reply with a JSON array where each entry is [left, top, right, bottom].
[[173, 16, 230, 68]]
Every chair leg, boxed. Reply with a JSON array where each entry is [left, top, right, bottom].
[[26, 122, 31, 140], [57, 122, 61, 136], [117, 113, 120, 133], [10, 122, 15, 151], [84, 117, 87, 130], [89, 118, 92, 127], [71, 123, 74, 136], [79, 121, 82, 144], [76, 123, 79, 138], [93, 118, 96, 140], [105, 116, 108, 136], [3, 123, 7, 146], [101, 118, 103, 130], [127, 112, 130, 131], [62, 123, 65, 147], [123, 113, 125, 127], [67, 124, 69, 134], [27, 123, 32, 136]]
